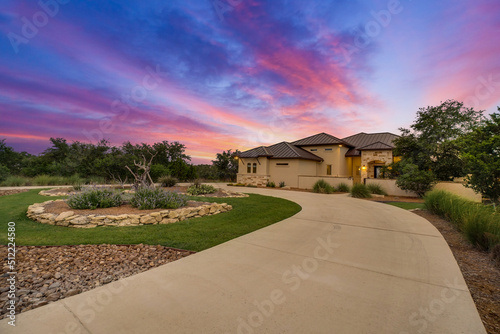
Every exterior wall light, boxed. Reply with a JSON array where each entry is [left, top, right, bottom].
[[362, 166, 367, 170]]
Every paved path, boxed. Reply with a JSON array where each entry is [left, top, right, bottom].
[[0, 187, 486, 333]]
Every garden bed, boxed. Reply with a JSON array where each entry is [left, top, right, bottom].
[[27, 199, 232, 228]]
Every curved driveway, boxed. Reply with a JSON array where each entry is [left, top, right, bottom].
[[0, 187, 486, 333]]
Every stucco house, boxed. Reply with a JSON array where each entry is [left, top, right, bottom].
[[236, 132, 399, 188]]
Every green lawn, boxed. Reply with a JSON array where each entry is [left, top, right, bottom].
[[386, 202, 425, 210], [0, 189, 301, 252]]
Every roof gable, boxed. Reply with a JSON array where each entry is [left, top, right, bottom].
[[291, 132, 351, 147], [342, 132, 399, 156], [238, 142, 323, 161]]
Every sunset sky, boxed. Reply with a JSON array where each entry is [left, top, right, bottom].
[[1, 0, 499, 164]]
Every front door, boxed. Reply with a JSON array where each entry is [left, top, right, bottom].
[[374, 166, 383, 178]]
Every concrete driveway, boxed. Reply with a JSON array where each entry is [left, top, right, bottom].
[[0, 186, 486, 333]]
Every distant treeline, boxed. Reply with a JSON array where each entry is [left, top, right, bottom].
[[0, 138, 239, 185]]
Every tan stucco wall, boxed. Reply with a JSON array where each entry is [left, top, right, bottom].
[[238, 157, 269, 175], [349, 156, 362, 183], [298, 176, 353, 190], [365, 179, 482, 202], [434, 182, 482, 202], [365, 179, 418, 197], [301, 145, 350, 177], [268, 159, 301, 188]]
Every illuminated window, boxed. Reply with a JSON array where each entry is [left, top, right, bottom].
[[327, 165, 332, 175], [356, 166, 360, 176], [247, 163, 251, 173], [252, 163, 257, 173]]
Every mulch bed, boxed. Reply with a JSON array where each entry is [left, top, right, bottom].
[[43, 200, 210, 216], [0, 244, 193, 320], [414, 210, 500, 334]]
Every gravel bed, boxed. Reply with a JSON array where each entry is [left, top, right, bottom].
[[0, 244, 193, 319]]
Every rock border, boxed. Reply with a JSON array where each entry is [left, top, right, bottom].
[[39, 188, 249, 198], [27, 200, 232, 228]]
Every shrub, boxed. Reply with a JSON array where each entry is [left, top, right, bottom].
[[425, 190, 500, 251], [396, 161, 435, 197], [1, 175, 29, 186], [367, 183, 388, 195], [130, 187, 187, 210], [351, 184, 372, 198], [0, 165, 10, 182], [266, 181, 276, 188], [67, 174, 84, 186], [279, 181, 286, 188], [312, 179, 334, 194], [67, 187, 122, 210], [187, 184, 217, 195], [159, 175, 178, 187], [33, 174, 57, 186], [150, 164, 170, 182], [337, 183, 350, 193]]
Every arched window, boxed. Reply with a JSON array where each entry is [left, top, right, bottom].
[[252, 163, 257, 173], [247, 163, 251, 173]]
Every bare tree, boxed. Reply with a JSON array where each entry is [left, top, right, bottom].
[[125, 151, 158, 189]]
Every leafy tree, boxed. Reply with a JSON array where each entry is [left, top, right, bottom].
[[212, 149, 240, 181], [459, 111, 500, 205], [395, 160, 435, 197], [394, 100, 484, 181], [0, 139, 28, 174], [195, 164, 218, 180]]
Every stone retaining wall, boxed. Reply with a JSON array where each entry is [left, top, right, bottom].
[[27, 200, 232, 228]]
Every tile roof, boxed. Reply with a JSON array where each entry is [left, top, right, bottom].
[[290, 132, 352, 147], [238, 142, 323, 161]]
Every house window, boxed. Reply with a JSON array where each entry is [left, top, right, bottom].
[[276, 163, 289, 166], [252, 163, 257, 173], [356, 166, 360, 176], [325, 148, 333, 151], [247, 163, 251, 173], [326, 165, 332, 175], [310, 149, 317, 152]]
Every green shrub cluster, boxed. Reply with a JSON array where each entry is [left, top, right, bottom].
[[366, 184, 388, 195], [351, 184, 372, 198], [279, 181, 285, 188], [312, 179, 335, 194], [425, 190, 500, 251], [266, 181, 276, 188], [67, 187, 122, 210], [130, 187, 187, 210], [158, 175, 178, 187], [187, 184, 217, 195], [337, 183, 350, 193]]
